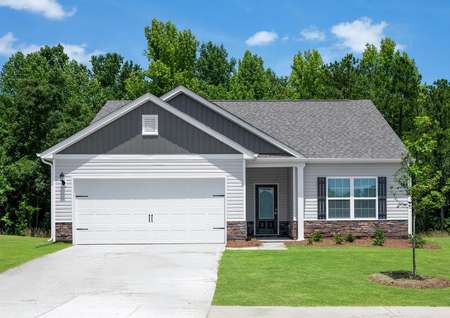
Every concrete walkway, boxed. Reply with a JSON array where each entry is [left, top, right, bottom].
[[208, 306, 450, 318], [0, 244, 224, 318]]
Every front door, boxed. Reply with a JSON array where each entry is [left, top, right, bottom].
[[255, 184, 278, 236]]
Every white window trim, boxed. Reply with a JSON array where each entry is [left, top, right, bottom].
[[142, 114, 158, 136], [326, 176, 378, 221]]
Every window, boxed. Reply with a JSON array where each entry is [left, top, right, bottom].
[[142, 115, 158, 135], [328, 178, 351, 218], [327, 177, 377, 219], [354, 178, 377, 218]]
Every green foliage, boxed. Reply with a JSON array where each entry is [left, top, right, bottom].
[[311, 230, 323, 242], [409, 234, 426, 248], [345, 233, 355, 243], [372, 229, 385, 246], [333, 232, 344, 245], [290, 50, 326, 99]]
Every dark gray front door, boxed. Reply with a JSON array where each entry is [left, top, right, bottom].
[[255, 184, 278, 235]]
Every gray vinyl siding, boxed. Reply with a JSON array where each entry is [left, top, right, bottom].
[[167, 93, 289, 155], [60, 101, 238, 154], [54, 156, 245, 223], [246, 167, 290, 222], [304, 163, 409, 220]]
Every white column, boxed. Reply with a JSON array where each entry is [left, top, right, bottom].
[[297, 163, 305, 240]]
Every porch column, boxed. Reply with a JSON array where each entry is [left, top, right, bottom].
[[297, 163, 305, 240]]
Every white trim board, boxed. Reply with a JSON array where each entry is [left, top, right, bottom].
[[38, 93, 256, 160], [161, 86, 304, 158]]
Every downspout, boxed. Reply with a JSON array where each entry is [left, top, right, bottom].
[[39, 156, 55, 242]]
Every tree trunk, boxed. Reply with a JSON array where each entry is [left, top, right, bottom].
[[412, 205, 417, 277]]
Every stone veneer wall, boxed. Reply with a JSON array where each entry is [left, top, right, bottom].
[[55, 222, 72, 242], [289, 221, 298, 240], [227, 221, 247, 240], [304, 220, 408, 238]]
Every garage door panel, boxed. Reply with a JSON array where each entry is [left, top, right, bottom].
[[74, 178, 225, 244]]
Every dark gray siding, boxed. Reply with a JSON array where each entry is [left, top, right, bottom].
[[60, 101, 238, 154], [167, 93, 290, 155]]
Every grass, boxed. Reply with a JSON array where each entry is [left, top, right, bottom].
[[213, 236, 450, 306], [0, 235, 70, 273]]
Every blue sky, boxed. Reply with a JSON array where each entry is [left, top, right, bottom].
[[0, 0, 448, 84]]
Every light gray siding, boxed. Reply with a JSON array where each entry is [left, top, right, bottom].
[[61, 101, 238, 154], [246, 167, 290, 222], [167, 93, 290, 155], [54, 156, 245, 223], [304, 163, 409, 220]]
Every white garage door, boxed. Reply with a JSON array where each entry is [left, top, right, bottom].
[[74, 178, 225, 244]]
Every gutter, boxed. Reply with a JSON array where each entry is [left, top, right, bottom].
[[39, 156, 55, 242]]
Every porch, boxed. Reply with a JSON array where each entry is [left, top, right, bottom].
[[245, 162, 305, 240]]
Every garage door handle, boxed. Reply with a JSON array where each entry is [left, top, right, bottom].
[[76, 228, 88, 231], [212, 194, 225, 197], [213, 227, 225, 230]]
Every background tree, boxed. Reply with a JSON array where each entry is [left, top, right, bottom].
[[289, 50, 326, 99], [144, 18, 199, 95]]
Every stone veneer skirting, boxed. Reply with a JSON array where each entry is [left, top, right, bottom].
[[304, 220, 408, 238], [55, 222, 72, 242], [227, 221, 247, 240]]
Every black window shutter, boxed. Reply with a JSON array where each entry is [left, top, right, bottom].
[[317, 177, 326, 219], [378, 176, 387, 219]]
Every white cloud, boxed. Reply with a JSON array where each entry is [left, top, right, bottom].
[[0, 0, 75, 20], [0, 32, 102, 65], [331, 17, 388, 53], [245, 31, 278, 46], [300, 27, 326, 41], [0, 32, 40, 55], [61, 43, 103, 64]]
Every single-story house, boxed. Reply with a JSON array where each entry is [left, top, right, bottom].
[[38, 86, 411, 244]]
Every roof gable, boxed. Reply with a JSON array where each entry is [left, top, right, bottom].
[[161, 86, 303, 158], [38, 93, 256, 159]]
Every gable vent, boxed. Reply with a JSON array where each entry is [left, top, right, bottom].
[[142, 114, 158, 136]]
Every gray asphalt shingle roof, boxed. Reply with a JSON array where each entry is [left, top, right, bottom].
[[92, 100, 130, 123], [212, 100, 406, 159], [92, 97, 406, 159]]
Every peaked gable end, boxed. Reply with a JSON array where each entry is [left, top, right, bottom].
[[165, 92, 292, 156], [60, 100, 239, 155]]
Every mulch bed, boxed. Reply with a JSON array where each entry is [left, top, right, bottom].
[[227, 239, 262, 248], [285, 238, 440, 249], [369, 271, 450, 289]]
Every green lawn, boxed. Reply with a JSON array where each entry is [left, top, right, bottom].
[[0, 235, 70, 273], [213, 236, 450, 306]]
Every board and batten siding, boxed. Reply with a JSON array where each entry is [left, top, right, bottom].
[[54, 156, 245, 223], [304, 163, 409, 220]]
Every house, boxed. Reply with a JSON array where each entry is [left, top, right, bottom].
[[37, 86, 411, 244]]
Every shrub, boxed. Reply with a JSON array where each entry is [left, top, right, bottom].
[[334, 232, 344, 245], [311, 230, 323, 242], [409, 234, 426, 248], [345, 233, 355, 243], [373, 228, 385, 246], [307, 237, 314, 245]]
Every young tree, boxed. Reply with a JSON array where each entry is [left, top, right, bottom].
[[395, 116, 447, 276]]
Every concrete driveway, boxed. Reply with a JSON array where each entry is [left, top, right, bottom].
[[0, 244, 224, 318]]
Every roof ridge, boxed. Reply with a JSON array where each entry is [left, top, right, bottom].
[[212, 99, 371, 102]]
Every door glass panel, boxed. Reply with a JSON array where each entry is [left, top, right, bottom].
[[259, 187, 274, 220]]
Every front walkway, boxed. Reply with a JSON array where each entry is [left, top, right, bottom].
[[0, 244, 224, 318], [208, 306, 450, 318]]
